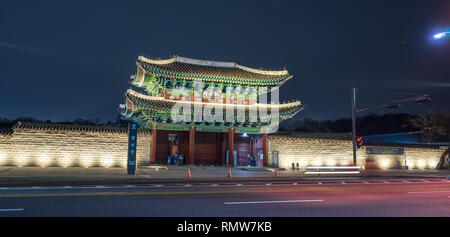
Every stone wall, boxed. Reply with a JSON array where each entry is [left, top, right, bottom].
[[268, 134, 365, 170], [0, 123, 151, 168], [268, 134, 446, 170], [0, 124, 446, 170]]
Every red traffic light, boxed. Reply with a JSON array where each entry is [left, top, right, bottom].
[[356, 136, 363, 148]]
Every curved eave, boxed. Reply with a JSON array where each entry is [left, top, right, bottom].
[[124, 89, 303, 115], [136, 60, 291, 87]]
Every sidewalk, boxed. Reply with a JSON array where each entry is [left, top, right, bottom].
[[0, 165, 448, 187]]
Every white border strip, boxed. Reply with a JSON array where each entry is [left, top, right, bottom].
[[224, 200, 323, 205], [0, 208, 24, 212], [304, 171, 360, 174]]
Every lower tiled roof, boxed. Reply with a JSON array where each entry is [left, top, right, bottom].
[[12, 122, 151, 134]]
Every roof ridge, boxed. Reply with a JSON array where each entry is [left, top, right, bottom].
[[138, 55, 289, 76], [13, 121, 150, 133]]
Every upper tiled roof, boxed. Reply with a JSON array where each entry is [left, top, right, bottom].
[[137, 55, 292, 85]]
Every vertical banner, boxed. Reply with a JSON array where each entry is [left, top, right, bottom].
[[127, 118, 138, 175]]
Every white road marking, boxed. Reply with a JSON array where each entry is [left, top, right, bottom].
[[265, 183, 272, 186], [236, 184, 242, 186], [292, 182, 298, 185], [184, 184, 192, 187], [363, 181, 369, 184], [407, 191, 450, 194], [0, 208, 24, 212], [95, 185, 106, 188], [305, 177, 359, 180], [31, 186, 41, 189], [224, 200, 324, 205], [420, 179, 430, 183], [341, 182, 346, 184], [62, 186, 72, 189], [403, 180, 410, 183], [0, 187, 9, 190], [318, 182, 322, 185], [383, 181, 390, 183], [124, 185, 136, 188], [210, 184, 218, 187], [304, 171, 360, 174]]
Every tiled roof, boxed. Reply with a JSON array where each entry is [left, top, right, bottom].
[[137, 55, 291, 84], [363, 141, 446, 149], [271, 131, 353, 141], [12, 122, 150, 134], [0, 128, 13, 136], [125, 89, 304, 115]]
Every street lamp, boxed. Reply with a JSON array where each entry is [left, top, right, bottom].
[[434, 32, 450, 39], [351, 88, 431, 166]]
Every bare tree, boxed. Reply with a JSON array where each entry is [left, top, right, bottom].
[[409, 109, 450, 142]]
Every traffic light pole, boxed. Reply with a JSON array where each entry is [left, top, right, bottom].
[[351, 87, 430, 167], [351, 87, 357, 165]]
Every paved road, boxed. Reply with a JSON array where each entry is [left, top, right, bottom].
[[0, 177, 448, 217]]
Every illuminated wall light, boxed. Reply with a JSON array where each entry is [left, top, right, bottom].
[[100, 155, 114, 168], [417, 159, 426, 170], [325, 159, 337, 166], [81, 154, 95, 168], [58, 154, 73, 168], [0, 153, 6, 166], [38, 154, 51, 168], [379, 159, 391, 170], [427, 159, 438, 169], [406, 160, 415, 169], [16, 153, 29, 167], [312, 156, 323, 166]]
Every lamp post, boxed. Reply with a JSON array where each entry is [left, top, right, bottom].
[[351, 87, 431, 166]]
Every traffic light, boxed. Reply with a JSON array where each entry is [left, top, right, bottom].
[[414, 96, 431, 104], [356, 136, 363, 149]]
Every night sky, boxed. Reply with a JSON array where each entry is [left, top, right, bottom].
[[1, 0, 449, 123]]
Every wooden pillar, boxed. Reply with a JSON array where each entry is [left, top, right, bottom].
[[221, 133, 226, 165], [228, 128, 234, 166], [216, 133, 221, 165], [250, 135, 254, 157], [150, 126, 157, 164], [188, 126, 195, 165], [263, 133, 268, 167]]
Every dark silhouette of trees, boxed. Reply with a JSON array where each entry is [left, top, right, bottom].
[[409, 109, 450, 142], [281, 113, 419, 136]]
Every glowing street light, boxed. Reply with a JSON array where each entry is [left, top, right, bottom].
[[433, 32, 449, 39]]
